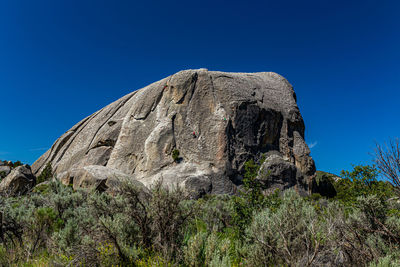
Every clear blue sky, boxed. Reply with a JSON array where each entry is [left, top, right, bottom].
[[1, 0, 399, 175]]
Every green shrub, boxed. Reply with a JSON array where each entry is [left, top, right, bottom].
[[32, 183, 50, 194], [231, 159, 269, 238], [335, 165, 395, 205], [12, 161, 23, 168], [37, 163, 53, 184], [246, 190, 320, 265], [183, 231, 207, 266], [3, 160, 23, 168], [172, 149, 180, 162], [0, 163, 399, 266], [369, 253, 400, 267]]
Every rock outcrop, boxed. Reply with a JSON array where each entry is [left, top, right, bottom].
[[32, 69, 315, 195], [311, 171, 338, 198], [0, 166, 11, 178], [258, 153, 309, 196], [58, 165, 148, 194], [0, 165, 36, 196]]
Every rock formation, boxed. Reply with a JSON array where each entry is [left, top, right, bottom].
[[32, 69, 315, 195], [0, 165, 36, 196], [0, 166, 11, 178]]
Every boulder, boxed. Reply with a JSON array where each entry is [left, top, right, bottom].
[[310, 171, 338, 198], [258, 153, 309, 196], [0, 165, 36, 196], [0, 166, 11, 178], [57, 165, 148, 194], [32, 69, 315, 195], [0, 160, 5, 166]]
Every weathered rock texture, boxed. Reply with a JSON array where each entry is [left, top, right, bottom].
[[32, 69, 315, 195], [0, 166, 11, 177], [58, 165, 148, 194], [0, 165, 36, 196]]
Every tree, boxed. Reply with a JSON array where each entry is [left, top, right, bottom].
[[374, 138, 400, 188], [336, 165, 394, 204]]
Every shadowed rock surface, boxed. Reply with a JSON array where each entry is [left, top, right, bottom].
[[0, 165, 36, 196], [258, 153, 310, 196], [32, 69, 315, 195], [0, 166, 11, 177], [310, 171, 339, 198]]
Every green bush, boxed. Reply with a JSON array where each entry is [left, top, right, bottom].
[[0, 162, 399, 266], [3, 160, 23, 168], [335, 165, 395, 205], [172, 149, 180, 162], [37, 163, 53, 184]]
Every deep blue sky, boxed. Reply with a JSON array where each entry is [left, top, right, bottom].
[[1, 0, 399, 175]]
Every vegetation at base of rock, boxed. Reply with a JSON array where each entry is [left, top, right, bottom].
[[0, 162, 398, 266], [172, 149, 180, 163], [37, 163, 53, 184]]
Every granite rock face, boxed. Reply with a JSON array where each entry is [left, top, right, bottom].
[[32, 69, 315, 195]]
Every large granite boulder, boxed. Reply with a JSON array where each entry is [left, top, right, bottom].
[[0, 165, 36, 196], [32, 69, 315, 195]]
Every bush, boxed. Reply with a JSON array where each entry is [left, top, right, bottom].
[[335, 165, 395, 205], [37, 163, 53, 184], [172, 149, 180, 162], [246, 190, 322, 265], [0, 163, 399, 266], [3, 160, 23, 168]]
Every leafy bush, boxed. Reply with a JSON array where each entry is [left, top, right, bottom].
[[246, 190, 325, 266], [231, 159, 270, 238], [335, 165, 395, 205], [172, 149, 180, 162], [37, 163, 53, 184], [3, 160, 23, 168]]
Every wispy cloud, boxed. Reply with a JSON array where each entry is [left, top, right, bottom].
[[0, 151, 9, 155], [308, 141, 318, 149], [28, 147, 48, 152]]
